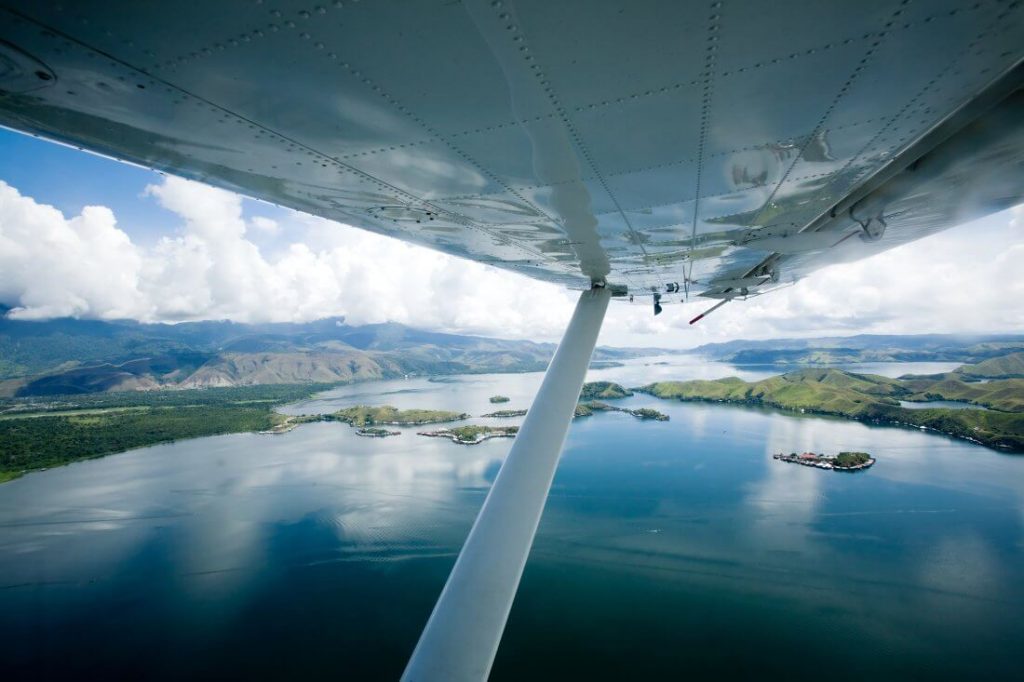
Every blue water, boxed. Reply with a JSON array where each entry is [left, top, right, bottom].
[[899, 399, 989, 410], [1, 359, 1022, 680]]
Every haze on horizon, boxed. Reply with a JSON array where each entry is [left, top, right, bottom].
[[1, 129, 1021, 349]]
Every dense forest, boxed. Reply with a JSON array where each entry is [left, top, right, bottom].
[[0, 385, 329, 482]]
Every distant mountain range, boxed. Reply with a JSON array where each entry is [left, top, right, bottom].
[[5, 307, 1024, 399], [691, 333, 1024, 366], [0, 313, 665, 397]]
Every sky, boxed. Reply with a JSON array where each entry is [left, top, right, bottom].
[[0, 127, 1021, 349]]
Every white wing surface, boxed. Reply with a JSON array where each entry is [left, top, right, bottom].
[[1, 0, 1022, 305]]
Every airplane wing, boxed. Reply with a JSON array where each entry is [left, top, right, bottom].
[[4, 4, 1024, 680], [1, 0, 1022, 310]]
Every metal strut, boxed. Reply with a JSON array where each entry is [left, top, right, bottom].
[[402, 286, 611, 682]]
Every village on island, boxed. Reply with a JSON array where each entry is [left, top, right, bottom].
[[773, 451, 875, 471]]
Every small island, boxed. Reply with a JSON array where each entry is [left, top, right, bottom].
[[482, 409, 528, 418], [355, 427, 400, 438], [489, 395, 511, 404], [263, 405, 469, 434], [328, 405, 468, 427], [419, 424, 519, 445], [774, 451, 875, 471], [575, 401, 668, 421]]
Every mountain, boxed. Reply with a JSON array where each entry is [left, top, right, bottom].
[[691, 334, 1024, 366], [955, 351, 1024, 380], [0, 315, 666, 397]]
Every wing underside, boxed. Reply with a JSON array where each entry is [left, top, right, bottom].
[[1, 0, 1022, 304]]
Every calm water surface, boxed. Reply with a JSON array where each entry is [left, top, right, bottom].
[[899, 399, 990, 410], [1, 359, 1022, 680]]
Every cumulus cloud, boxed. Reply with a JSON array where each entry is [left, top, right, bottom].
[[657, 204, 1024, 346], [0, 176, 1020, 347], [0, 177, 575, 338]]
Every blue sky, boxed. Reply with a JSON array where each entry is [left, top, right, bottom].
[[0, 128, 179, 244], [1, 125, 1021, 347]]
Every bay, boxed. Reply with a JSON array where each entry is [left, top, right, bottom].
[[1, 359, 1021, 680]]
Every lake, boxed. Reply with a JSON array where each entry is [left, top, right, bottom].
[[1, 359, 1022, 680]]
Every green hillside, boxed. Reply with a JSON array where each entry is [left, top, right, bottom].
[[955, 351, 1024, 379], [639, 366, 1024, 451]]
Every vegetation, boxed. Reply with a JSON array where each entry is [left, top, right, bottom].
[[693, 334, 1024, 367], [638, 367, 1024, 451], [834, 451, 872, 468], [482, 409, 528, 418], [419, 424, 518, 444], [576, 401, 668, 421], [954, 351, 1024, 380], [579, 381, 633, 400], [489, 395, 510, 403], [899, 373, 1024, 411], [355, 427, 400, 437], [0, 313, 652, 397], [630, 407, 670, 421], [0, 384, 331, 481], [328, 405, 467, 427]]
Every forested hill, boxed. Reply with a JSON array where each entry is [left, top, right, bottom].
[[639, 367, 1024, 451], [692, 333, 1024, 366], [0, 314, 664, 397]]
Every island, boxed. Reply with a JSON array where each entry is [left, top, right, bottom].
[[774, 451, 875, 471], [482, 409, 528, 418], [355, 427, 401, 438], [576, 401, 669, 421], [327, 405, 468, 427], [419, 425, 519, 445], [489, 395, 511, 404], [261, 404, 467, 436]]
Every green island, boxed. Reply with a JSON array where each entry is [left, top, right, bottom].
[[489, 395, 511, 404], [263, 405, 467, 435], [355, 427, 401, 438], [419, 424, 519, 445], [774, 451, 875, 471], [482, 409, 528, 418], [325, 405, 468, 427], [637, 361, 1024, 451], [575, 400, 668, 421]]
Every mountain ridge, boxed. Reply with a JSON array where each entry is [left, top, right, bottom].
[[0, 314, 671, 397]]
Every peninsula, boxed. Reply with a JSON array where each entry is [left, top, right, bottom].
[[637, 362, 1024, 451]]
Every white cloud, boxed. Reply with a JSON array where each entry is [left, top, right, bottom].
[[249, 216, 280, 235], [653, 204, 1024, 347], [0, 176, 1020, 347], [0, 177, 575, 338]]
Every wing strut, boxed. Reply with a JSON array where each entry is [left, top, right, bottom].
[[402, 285, 611, 682], [689, 298, 730, 325]]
